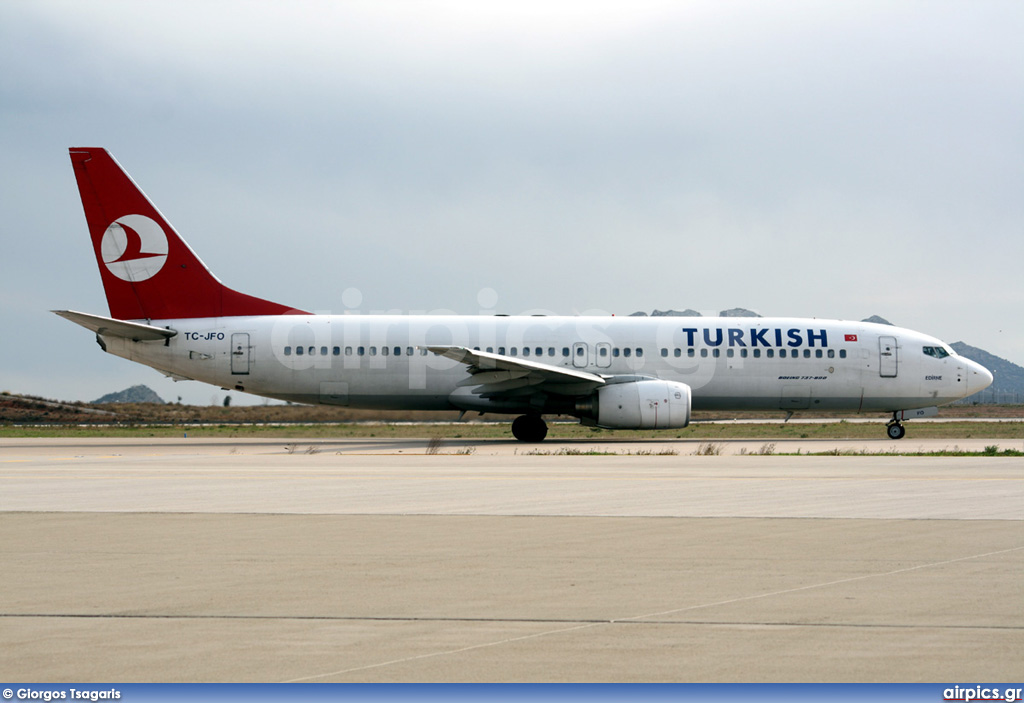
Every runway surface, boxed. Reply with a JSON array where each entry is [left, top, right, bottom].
[[2, 436, 1022, 682]]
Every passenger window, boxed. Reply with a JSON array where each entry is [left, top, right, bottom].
[[815, 349, 823, 358], [712, 348, 720, 358], [333, 347, 340, 356], [688, 349, 695, 358], [779, 349, 786, 358], [636, 348, 643, 357], [536, 347, 543, 356], [727, 349, 734, 358], [576, 347, 584, 356], [599, 347, 608, 357], [510, 347, 518, 356], [406, 347, 413, 356], [674, 348, 681, 358], [839, 350, 847, 359], [321, 346, 328, 356], [296, 346, 304, 356], [369, 347, 377, 356], [613, 348, 620, 357], [827, 349, 835, 358], [381, 346, 389, 356], [661, 348, 668, 357], [562, 347, 570, 357], [357, 346, 365, 356], [498, 347, 506, 355], [804, 349, 811, 358], [700, 349, 708, 358], [623, 348, 631, 358], [486, 347, 494, 353], [752, 349, 760, 358], [522, 347, 530, 357], [284, 346, 292, 356], [740, 349, 748, 358], [767, 349, 774, 358], [308, 347, 316, 356], [548, 347, 555, 356], [345, 346, 353, 355]]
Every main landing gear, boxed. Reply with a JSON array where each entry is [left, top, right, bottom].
[[886, 413, 906, 440], [512, 415, 548, 442]]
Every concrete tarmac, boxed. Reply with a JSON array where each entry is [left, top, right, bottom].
[[1, 436, 1022, 682]]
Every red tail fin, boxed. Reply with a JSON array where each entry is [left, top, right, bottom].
[[70, 148, 307, 320]]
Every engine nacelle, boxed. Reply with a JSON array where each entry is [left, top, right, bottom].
[[591, 380, 691, 430]]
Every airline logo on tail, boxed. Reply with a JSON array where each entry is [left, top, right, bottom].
[[101, 214, 168, 282]]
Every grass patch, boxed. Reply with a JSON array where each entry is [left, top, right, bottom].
[[738, 442, 777, 456], [1, 420, 1022, 442], [522, 448, 620, 456], [521, 447, 679, 456], [783, 445, 1024, 457], [693, 441, 724, 456]]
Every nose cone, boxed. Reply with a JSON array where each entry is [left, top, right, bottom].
[[965, 359, 994, 396]]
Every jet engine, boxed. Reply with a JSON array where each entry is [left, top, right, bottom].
[[579, 379, 691, 429]]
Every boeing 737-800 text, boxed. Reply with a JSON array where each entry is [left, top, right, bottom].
[[56, 148, 993, 441]]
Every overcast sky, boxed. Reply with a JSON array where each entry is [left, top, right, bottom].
[[2, 0, 1022, 405]]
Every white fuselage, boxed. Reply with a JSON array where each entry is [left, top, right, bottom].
[[101, 314, 989, 415]]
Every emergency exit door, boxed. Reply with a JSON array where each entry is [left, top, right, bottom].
[[572, 342, 588, 368]]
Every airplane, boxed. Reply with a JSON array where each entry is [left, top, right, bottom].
[[55, 147, 993, 442]]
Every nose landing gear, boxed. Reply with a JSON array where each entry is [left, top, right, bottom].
[[886, 414, 906, 440]]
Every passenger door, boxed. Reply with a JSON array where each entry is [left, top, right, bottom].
[[879, 336, 898, 378], [231, 333, 251, 375]]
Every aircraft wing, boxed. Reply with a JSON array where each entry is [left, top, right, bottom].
[[426, 345, 606, 399], [53, 310, 177, 341]]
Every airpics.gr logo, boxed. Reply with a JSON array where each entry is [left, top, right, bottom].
[[100, 214, 169, 282]]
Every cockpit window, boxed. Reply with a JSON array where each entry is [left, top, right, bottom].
[[923, 346, 950, 359]]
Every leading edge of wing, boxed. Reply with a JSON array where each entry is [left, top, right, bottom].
[[425, 345, 606, 387]]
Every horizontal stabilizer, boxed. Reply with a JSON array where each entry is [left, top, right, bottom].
[[53, 310, 177, 341]]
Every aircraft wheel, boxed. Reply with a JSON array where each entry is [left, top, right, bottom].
[[512, 415, 548, 442], [886, 422, 906, 440]]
